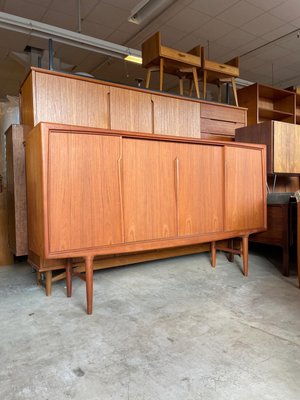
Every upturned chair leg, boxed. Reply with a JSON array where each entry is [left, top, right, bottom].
[[159, 58, 164, 91], [146, 69, 151, 88], [192, 67, 200, 98], [203, 70, 207, 99], [231, 77, 238, 106]]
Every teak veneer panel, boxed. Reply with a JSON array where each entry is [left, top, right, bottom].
[[122, 139, 177, 242], [48, 132, 123, 252], [177, 143, 224, 235], [274, 124, 300, 174], [34, 72, 110, 128], [225, 146, 266, 231], [110, 87, 153, 133], [152, 94, 201, 137]]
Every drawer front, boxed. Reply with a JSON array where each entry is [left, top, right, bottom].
[[161, 46, 201, 67], [201, 103, 246, 124], [201, 133, 234, 142], [201, 118, 244, 136], [204, 60, 239, 76]]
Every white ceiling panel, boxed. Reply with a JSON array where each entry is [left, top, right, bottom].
[[102, 0, 138, 11], [242, 12, 286, 36], [26, 0, 53, 6], [255, 44, 291, 62], [166, 7, 211, 32], [270, 0, 300, 22], [193, 18, 236, 42], [262, 23, 297, 42], [80, 20, 115, 39], [245, 0, 287, 11], [174, 33, 207, 52], [189, 0, 239, 17], [106, 30, 135, 46], [50, 0, 99, 18], [237, 37, 268, 54], [215, 29, 257, 50], [85, 2, 128, 27], [42, 10, 77, 30], [217, 1, 263, 28], [3, 0, 47, 20]]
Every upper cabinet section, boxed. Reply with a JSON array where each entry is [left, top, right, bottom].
[[20, 68, 247, 141], [238, 83, 296, 126]]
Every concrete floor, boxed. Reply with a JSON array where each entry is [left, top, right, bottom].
[[1, 249, 300, 400]]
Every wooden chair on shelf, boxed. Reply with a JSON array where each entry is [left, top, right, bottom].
[[141, 31, 201, 98], [187, 46, 240, 106], [201, 47, 240, 106]]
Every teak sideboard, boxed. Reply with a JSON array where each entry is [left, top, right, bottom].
[[20, 67, 247, 141], [25, 123, 266, 314]]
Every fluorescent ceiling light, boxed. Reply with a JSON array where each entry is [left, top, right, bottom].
[[124, 55, 142, 64], [128, 0, 176, 24], [0, 12, 142, 60]]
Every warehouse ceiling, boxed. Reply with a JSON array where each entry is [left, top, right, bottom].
[[1, 0, 300, 100]]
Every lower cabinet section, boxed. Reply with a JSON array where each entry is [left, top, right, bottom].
[[26, 123, 267, 314]]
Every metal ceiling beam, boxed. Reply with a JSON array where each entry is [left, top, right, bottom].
[[0, 12, 142, 60]]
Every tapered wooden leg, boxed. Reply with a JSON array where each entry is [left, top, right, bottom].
[[242, 236, 249, 276], [189, 80, 194, 96], [227, 239, 235, 263], [179, 78, 183, 95], [231, 77, 238, 106], [218, 83, 222, 102], [211, 241, 216, 268], [192, 67, 200, 98], [146, 69, 151, 88], [66, 258, 73, 297], [45, 270, 52, 296], [203, 70, 207, 99], [36, 271, 41, 286], [159, 58, 164, 91], [85, 256, 94, 315]]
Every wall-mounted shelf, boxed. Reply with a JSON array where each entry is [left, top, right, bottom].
[[238, 83, 296, 126]]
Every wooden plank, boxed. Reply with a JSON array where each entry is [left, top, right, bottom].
[[20, 71, 34, 126], [6, 125, 28, 256]]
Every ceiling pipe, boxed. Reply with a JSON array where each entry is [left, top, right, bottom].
[[0, 12, 142, 60]]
